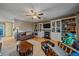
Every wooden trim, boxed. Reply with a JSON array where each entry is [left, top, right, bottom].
[[62, 43, 79, 53], [61, 16, 76, 20]]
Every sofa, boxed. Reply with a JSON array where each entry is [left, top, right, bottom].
[[19, 32, 34, 40]]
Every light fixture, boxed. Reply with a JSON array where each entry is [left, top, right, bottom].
[[26, 10, 44, 19], [32, 15, 37, 19]]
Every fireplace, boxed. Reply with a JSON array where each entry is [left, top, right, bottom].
[[44, 31, 50, 39]]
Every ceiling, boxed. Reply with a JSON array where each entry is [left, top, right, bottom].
[[0, 3, 79, 23]]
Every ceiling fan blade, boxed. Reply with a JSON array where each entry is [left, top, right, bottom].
[[38, 13, 44, 15], [31, 10, 34, 13], [37, 16, 41, 19], [32, 17, 33, 19]]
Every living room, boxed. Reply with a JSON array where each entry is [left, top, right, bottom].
[[0, 3, 79, 56]]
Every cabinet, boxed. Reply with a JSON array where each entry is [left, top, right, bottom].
[[51, 21, 55, 32], [51, 17, 77, 41], [39, 23, 43, 32], [76, 13, 79, 40], [34, 23, 44, 37], [61, 17, 76, 41], [51, 20, 61, 32], [51, 20, 61, 41], [34, 15, 78, 42], [56, 21, 61, 32]]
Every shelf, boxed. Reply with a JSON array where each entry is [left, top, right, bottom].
[[61, 17, 76, 41], [62, 43, 79, 53], [56, 21, 60, 27], [51, 20, 61, 32], [47, 43, 68, 56], [52, 28, 55, 32], [52, 22, 55, 28]]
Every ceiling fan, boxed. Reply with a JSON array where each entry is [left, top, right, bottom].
[[26, 10, 44, 19]]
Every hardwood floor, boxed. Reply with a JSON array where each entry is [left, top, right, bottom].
[[32, 37, 49, 42], [1, 37, 59, 56], [27, 39, 45, 56], [33, 37, 59, 45]]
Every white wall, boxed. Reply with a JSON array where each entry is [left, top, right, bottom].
[[13, 20, 35, 39], [14, 20, 34, 32]]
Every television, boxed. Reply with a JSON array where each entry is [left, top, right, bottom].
[[43, 23, 50, 28]]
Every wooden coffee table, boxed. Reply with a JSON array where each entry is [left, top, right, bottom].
[[17, 40, 33, 56]]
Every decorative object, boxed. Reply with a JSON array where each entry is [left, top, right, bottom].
[[16, 27, 19, 41], [63, 32, 75, 46]]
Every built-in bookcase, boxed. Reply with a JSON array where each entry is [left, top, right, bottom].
[[56, 21, 61, 32], [51, 20, 61, 33], [34, 14, 79, 53], [51, 21, 55, 32], [35, 15, 78, 41], [34, 23, 44, 37], [61, 17, 76, 41]]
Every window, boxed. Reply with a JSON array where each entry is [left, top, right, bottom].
[[0, 23, 4, 37]]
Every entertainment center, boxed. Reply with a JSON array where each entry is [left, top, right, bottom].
[[34, 15, 77, 41], [34, 13, 79, 55]]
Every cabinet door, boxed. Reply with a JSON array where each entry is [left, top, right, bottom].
[[56, 21, 61, 32], [38, 31, 44, 37], [38, 23, 43, 32], [52, 22, 55, 32]]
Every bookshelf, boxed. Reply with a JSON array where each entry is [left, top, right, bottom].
[[51, 20, 61, 32], [61, 17, 76, 41], [56, 21, 61, 32], [52, 21, 55, 32]]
